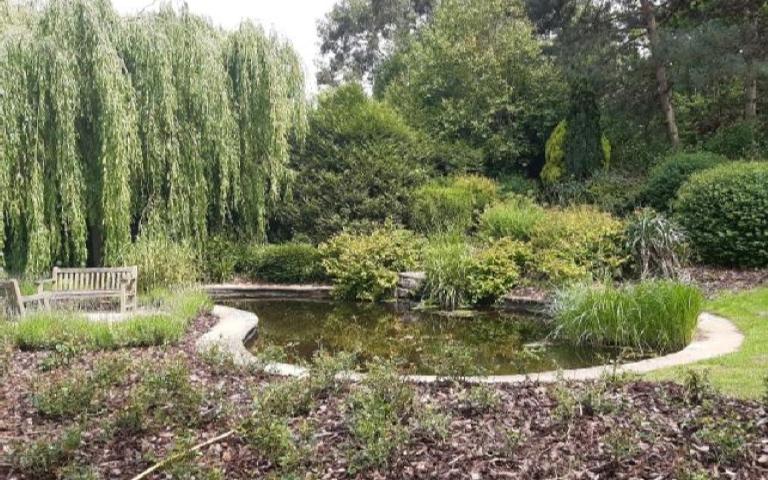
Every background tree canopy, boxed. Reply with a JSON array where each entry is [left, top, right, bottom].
[[316, 0, 437, 86], [381, 0, 565, 177], [0, 0, 306, 274]]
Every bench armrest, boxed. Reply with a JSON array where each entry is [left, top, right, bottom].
[[36, 278, 54, 294]]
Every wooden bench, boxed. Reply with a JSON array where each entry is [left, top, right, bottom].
[[0, 279, 48, 316], [36, 267, 139, 313]]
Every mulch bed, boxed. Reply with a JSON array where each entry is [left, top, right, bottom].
[[1, 314, 767, 479], [685, 266, 768, 297]]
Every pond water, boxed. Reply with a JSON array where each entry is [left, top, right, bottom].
[[230, 299, 639, 375]]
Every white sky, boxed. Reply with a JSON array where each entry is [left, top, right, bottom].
[[111, 0, 339, 93]]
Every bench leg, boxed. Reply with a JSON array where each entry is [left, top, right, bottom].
[[119, 286, 127, 314]]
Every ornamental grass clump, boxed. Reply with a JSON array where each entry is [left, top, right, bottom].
[[625, 208, 688, 279], [478, 196, 546, 241], [6, 289, 210, 351], [552, 280, 702, 353], [421, 236, 473, 310]]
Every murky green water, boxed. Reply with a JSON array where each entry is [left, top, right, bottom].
[[231, 299, 637, 375]]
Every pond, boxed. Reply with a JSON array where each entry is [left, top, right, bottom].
[[229, 299, 640, 375]]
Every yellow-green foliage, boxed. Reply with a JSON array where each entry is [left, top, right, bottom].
[[530, 206, 627, 283], [451, 175, 499, 209], [410, 175, 498, 235], [478, 196, 546, 241], [541, 121, 567, 183], [541, 121, 610, 183], [467, 238, 532, 305], [320, 226, 423, 302], [422, 236, 532, 309]]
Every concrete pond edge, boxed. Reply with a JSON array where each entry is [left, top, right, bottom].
[[196, 305, 744, 384]]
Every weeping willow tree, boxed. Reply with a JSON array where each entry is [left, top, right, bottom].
[[0, 0, 306, 274], [226, 22, 307, 241], [119, 6, 239, 245]]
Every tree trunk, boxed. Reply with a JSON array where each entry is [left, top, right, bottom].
[[640, 0, 681, 148], [745, 59, 757, 120]]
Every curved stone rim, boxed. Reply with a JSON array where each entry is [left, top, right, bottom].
[[197, 305, 744, 384]]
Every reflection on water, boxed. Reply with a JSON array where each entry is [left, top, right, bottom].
[[229, 299, 638, 375]]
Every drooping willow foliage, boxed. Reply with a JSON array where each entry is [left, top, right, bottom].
[[0, 1, 306, 274]]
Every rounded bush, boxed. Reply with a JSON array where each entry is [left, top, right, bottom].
[[478, 196, 545, 241], [674, 162, 768, 267], [320, 226, 422, 301], [639, 151, 726, 211], [410, 175, 498, 235], [410, 184, 475, 235], [241, 243, 326, 284]]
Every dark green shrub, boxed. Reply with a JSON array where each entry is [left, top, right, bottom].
[[201, 235, 242, 283], [320, 226, 422, 301], [410, 175, 498, 235], [705, 121, 761, 160], [287, 83, 431, 241], [415, 136, 484, 175], [497, 173, 539, 198], [552, 280, 702, 352], [674, 162, 768, 267], [639, 151, 726, 211], [585, 171, 643, 214], [240, 243, 326, 284]]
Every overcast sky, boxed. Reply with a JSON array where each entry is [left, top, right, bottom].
[[111, 0, 339, 93]]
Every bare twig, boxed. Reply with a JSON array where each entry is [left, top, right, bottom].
[[129, 430, 234, 480]]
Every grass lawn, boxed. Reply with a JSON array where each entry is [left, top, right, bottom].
[[647, 287, 768, 399]]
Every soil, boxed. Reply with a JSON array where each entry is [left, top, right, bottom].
[[684, 266, 768, 297], [1, 314, 767, 479]]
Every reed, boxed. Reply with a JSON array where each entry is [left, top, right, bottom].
[[552, 280, 702, 353]]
